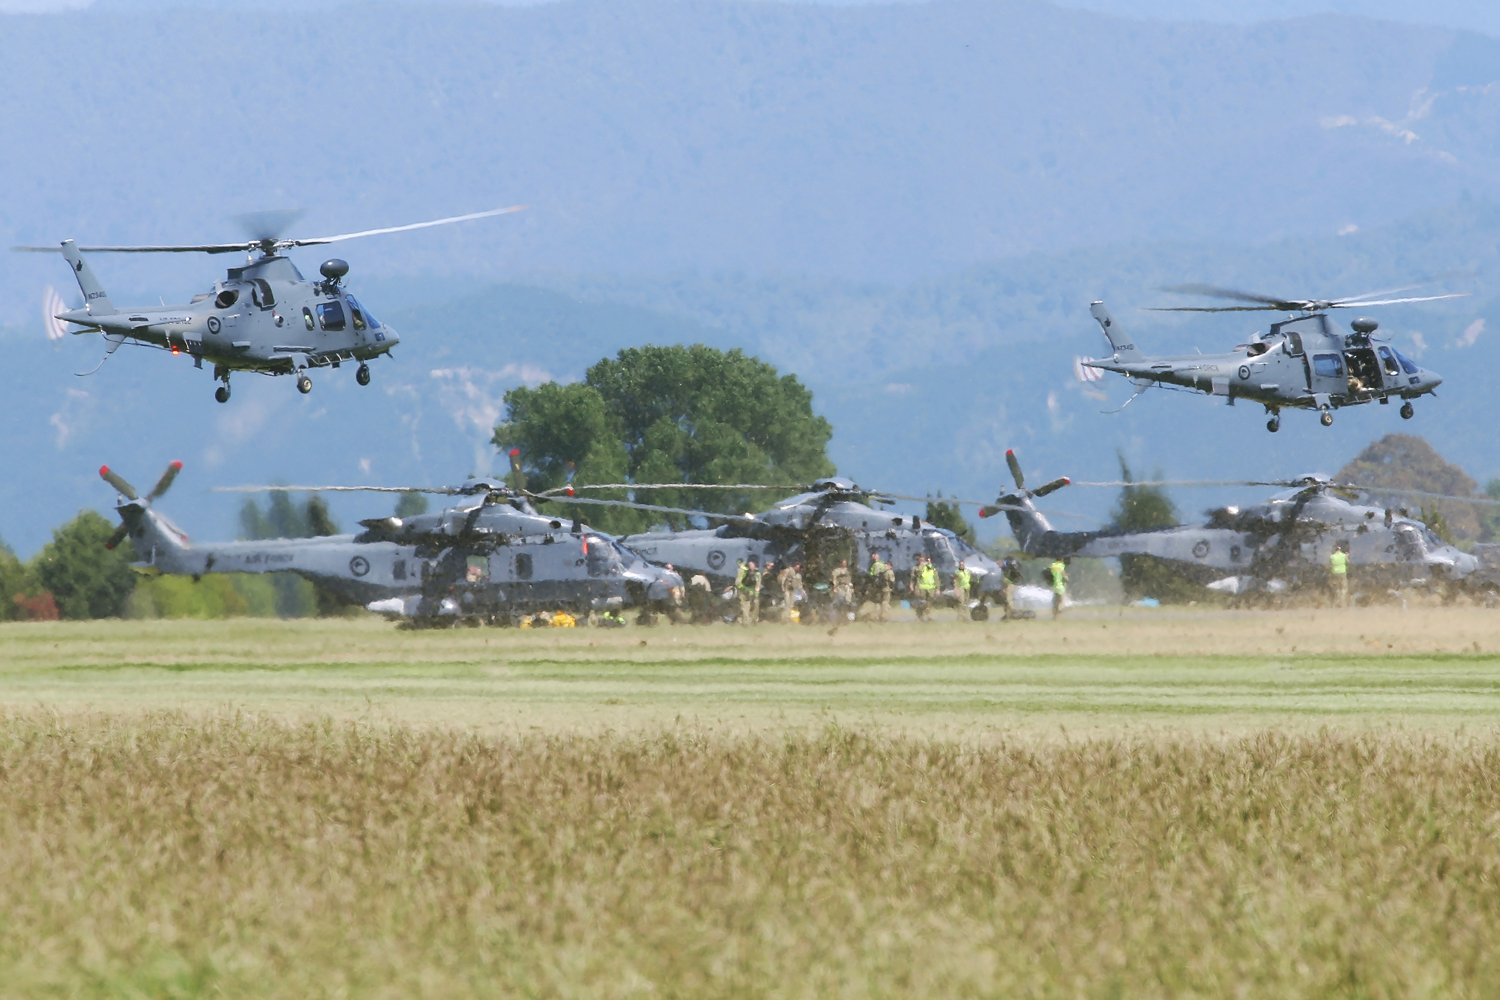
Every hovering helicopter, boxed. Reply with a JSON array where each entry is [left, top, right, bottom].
[[554, 477, 1023, 621], [17, 206, 524, 403], [1083, 283, 1463, 431], [981, 450, 1498, 604], [101, 458, 682, 628]]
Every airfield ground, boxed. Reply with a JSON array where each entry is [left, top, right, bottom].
[[4, 607, 1500, 996]]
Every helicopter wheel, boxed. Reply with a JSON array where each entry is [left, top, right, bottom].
[[1400, 401, 1415, 420], [1266, 417, 1280, 433], [1320, 408, 1334, 427], [356, 363, 371, 386], [297, 375, 313, 395], [214, 386, 230, 404]]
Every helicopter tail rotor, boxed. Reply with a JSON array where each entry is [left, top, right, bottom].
[[99, 461, 183, 549]]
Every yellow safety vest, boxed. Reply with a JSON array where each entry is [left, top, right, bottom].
[[919, 565, 937, 591], [1049, 561, 1066, 593], [955, 568, 971, 592], [1330, 551, 1348, 576]]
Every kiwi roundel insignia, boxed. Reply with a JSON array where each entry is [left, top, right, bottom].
[[706, 550, 726, 571], [349, 556, 370, 577]]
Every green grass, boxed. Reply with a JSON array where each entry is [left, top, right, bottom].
[[4, 611, 1500, 996]]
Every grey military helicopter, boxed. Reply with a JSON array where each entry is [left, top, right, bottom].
[[102, 457, 683, 628], [552, 477, 1022, 620], [1084, 283, 1462, 431], [981, 450, 1497, 604], [17, 206, 524, 403]]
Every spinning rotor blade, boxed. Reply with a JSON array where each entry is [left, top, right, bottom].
[[13, 205, 526, 256], [1157, 284, 1300, 309], [214, 484, 468, 495], [546, 482, 808, 495], [1324, 293, 1467, 308], [233, 208, 307, 243], [145, 461, 183, 502], [99, 465, 137, 500], [286, 206, 528, 248], [1334, 483, 1500, 507]]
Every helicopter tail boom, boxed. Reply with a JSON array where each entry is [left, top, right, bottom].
[[1090, 301, 1142, 362], [59, 240, 116, 317]]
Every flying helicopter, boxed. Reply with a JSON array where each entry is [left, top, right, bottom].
[[980, 450, 1500, 605], [101, 458, 683, 628], [16, 206, 525, 403], [1083, 282, 1464, 430]]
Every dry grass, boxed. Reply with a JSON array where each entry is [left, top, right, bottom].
[[3, 714, 1500, 998]]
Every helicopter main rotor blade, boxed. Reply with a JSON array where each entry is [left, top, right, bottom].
[[1032, 477, 1071, 498], [1156, 284, 1303, 309], [285, 205, 527, 248], [103, 522, 131, 551], [98, 465, 138, 500], [1334, 483, 1500, 506], [1326, 293, 1468, 308], [542, 482, 806, 494], [233, 208, 307, 243], [14, 242, 255, 254], [213, 485, 466, 495]]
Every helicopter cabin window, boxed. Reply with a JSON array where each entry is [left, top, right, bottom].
[[514, 552, 533, 580], [1394, 350, 1419, 375], [316, 301, 346, 331], [1284, 331, 1304, 356], [465, 555, 488, 584], [1377, 346, 1400, 376], [214, 289, 238, 309], [302, 307, 315, 331], [585, 536, 623, 577], [392, 558, 406, 581], [1313, 353, 1344, 378]]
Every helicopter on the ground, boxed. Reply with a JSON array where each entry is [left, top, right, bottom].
[[559, 477, 1022, 621], [981, 450, 1496, 605], [102, 459, 682, 628], [1083, 283, 1462, 430], [17, 206, 524, 403]]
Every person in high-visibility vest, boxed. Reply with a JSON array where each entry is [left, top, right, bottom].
[[916, 556, 939, 621], [1330, 542, 1350, 608], [953, 561, 972, 622], [1048, 558, 1068, 619]]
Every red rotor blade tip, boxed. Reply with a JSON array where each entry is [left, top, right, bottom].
[[170, 460, 183, 470], [510, 449, 520, 456], [99, 465, 110, 477]]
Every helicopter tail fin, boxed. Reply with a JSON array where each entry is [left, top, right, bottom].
[[1090, 301, 1141, 361], [59, 240, 116, 316]]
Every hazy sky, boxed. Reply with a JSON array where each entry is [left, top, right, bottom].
[[3, 0, 1499, 38]]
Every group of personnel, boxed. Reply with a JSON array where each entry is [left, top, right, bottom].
[[708, 550, 1038, 625]]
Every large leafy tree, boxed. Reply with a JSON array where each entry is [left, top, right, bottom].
[[1108, 454, 1195, 603], [494, 345, 834, 533], [31, 510, 137, 619]]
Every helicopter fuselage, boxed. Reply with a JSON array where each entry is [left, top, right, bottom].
[[60, 250, 397, 386], [1088, 305, 1441, 428]]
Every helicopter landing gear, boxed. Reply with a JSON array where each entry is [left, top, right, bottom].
[[213, 367, 231, 403], [215, 386, 230, 404], [356, 363, 371, 386], [297, 374, 313, 395], [1320, 408, 1334, 427], [1401, 401, 1415, 420], [1266, 415, 1280, 433]]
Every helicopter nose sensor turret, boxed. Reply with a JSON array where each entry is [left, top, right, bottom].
[[319, 258, 349, 282]]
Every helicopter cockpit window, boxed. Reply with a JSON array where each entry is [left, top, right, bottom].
[[1377, 346, 1400, 376], [1394, 350, 1419, 375], [465, 555, 488, 584], [214, 289, 239, 309], [316, 302, 346, 331], [1285, 331, 1304, 356], [1313, 354, 1344, 378], [585, 535, 624, 577], [347, 296, 378, 330]]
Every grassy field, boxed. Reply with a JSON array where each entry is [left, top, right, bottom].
[[4, 608, 1500, 997]]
